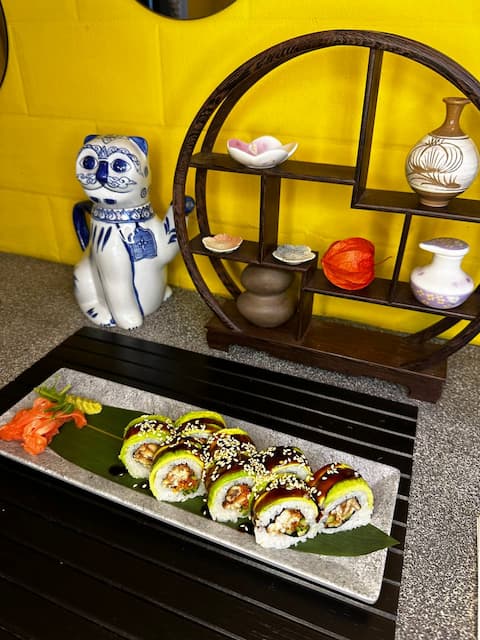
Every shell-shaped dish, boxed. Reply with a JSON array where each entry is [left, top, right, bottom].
[[202, 233, 243, 253], [273, 244, 316, 265], [227, 136, 298, 169]]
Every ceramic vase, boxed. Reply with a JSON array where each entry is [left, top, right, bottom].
[[236, 265, 297, 328], [406, 97, 479, 207], [410, 237, 474, 309]]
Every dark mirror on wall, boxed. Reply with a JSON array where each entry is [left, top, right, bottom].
[[0, 0, 8, 87], [136, 0, 235, 19]]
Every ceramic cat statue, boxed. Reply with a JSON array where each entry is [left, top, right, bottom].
[[73, 134, 194, 330]]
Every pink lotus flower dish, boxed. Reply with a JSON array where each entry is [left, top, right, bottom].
[[227, 136, 298, 168]]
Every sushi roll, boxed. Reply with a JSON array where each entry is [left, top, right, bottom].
[[174, 409, 225, 442], [309, 462, 374, 534], [119, 414, 176, 479], [149, 437, 206, 502], [204, 427, 257, 468], [252, 473, 319, 549], [255, 445, 312, 481], [205, 451, 264, 523]]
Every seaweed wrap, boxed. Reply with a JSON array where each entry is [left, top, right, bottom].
[[255, 445, 312, 481], [205, 451, 264, 523], [149, 436, 206, 502], [309, 462, 374, 533], [174, 409, 225, 442], [119, 414, 176, 479], [252, 473, 319, 549]]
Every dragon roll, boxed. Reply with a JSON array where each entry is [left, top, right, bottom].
[[204, 427, 257, 468], [205, 450, 264, 523], [252, 473, 319, 549], [174, 409, 226, 442], [119, 414, 176, 479], [309, 462, 374, 533], [149, 436, 206, 502], [255, 445, 312, 481]]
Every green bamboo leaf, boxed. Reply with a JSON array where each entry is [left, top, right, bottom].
[[295, 524, 399, 556], [50, 404, 148, 493], [49, 404, 399, 556]]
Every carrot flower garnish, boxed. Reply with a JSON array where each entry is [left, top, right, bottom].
[[0, 382, 100, 455]]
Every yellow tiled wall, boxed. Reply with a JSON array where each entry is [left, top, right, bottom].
[[1, 0, 480, 339]]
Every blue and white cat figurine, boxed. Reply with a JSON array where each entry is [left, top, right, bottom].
[[73, 134, 194, 330]]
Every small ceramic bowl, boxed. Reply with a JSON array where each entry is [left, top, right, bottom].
[[202, 233, 243, 253], [227, 136, 298, 169], [273, 244, 316, 265]]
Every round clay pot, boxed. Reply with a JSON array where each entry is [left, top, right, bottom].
[[236, 265, 297, 328]]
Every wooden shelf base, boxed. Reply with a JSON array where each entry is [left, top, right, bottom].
[[206, 303, 446, 402]]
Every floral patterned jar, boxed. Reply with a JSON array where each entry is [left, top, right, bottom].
[[410, 237, 475, 309]]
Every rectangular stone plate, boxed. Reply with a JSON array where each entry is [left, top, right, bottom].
[[0, 368, 400, 604]]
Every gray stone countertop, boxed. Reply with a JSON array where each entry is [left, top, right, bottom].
[[0, 251, 478, 640]]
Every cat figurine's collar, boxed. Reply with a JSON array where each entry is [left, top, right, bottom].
[[91, 203, 155, 223]]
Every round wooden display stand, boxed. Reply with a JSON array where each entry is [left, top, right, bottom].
[[172, 30, 480, 402]]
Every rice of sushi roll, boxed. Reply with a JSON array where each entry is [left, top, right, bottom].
[[174, 409, 226, 442], [252, 473, 319, 549], [255, 445, 312, 481], [149, 437, 206, 502], [205, 451, 264, 523], [119, 414, 176, 479], [309, 462, 374, 534]]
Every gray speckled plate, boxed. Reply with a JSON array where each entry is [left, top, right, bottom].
[[0, 369, 400, 604]]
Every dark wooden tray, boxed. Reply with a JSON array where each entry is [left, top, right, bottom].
[[0, 327, 417, 640]]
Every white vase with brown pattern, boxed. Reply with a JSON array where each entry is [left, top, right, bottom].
[[406, 97, 479, 207]]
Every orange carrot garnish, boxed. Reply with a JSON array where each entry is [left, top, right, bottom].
[[0, 396, 87, 455]]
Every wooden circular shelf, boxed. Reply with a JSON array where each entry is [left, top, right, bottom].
[[172, 30, 480, 402]]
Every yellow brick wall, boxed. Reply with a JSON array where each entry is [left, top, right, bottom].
[[1, 0, 480, 340]]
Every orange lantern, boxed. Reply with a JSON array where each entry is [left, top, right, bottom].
[[321, 237, 375, 290]]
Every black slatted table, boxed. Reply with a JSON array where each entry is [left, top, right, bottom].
[[0, 327, 417, 640]]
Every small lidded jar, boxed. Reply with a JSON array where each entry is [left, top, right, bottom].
[[410, 237, 475, 309]]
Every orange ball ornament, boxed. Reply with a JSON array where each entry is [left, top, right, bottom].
[[321, 237, 375, 290]]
